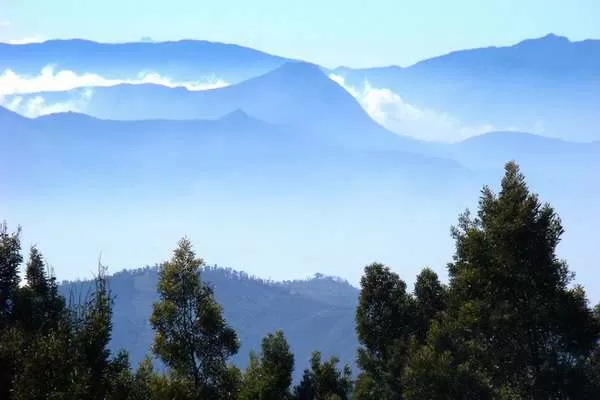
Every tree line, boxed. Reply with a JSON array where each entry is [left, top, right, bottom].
[[1, 161, 599, 399]]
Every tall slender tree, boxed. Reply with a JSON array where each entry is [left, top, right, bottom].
[[150, 237, 239, 399], [0, 222, 23, 399]]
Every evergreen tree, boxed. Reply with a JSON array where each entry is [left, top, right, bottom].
[[354, 263, 416, 399], [293, 351, 353, 400], [406, 161, 600, 398], [0, 222, 22, 325], [150, 238, 239, 399], [413, 267, 446, 344], [0, 222, 23, 399], [76, 262, 115, 400], [20, 246, 66, 333], [240, 330, 295, 400]]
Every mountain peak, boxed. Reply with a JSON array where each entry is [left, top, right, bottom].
[[267, 61, 327, 80], [516, 33, 571, 47]]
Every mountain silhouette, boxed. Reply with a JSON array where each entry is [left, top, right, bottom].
[[332, 34, 600, 142], [0, 38, 293, 83], [14, 61, 430, 151]]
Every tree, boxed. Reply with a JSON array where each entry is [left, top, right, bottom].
[[75, 262, 115, 400], [293, 351, 353, 400], [150, 237, 239, 399], [0, 222, 22, 322], [401, 320, 496, 400], [354, 263, 416, 399], [440, 161, 600, 397], [0, 222, 23, 399], [240, 330, 295, 400], [413, 267, 446, 344], [20, 246, 66, 334]]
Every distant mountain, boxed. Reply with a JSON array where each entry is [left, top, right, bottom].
[[9, 61, 434, 151], [332, 34, 600, 142], [446, 131, 600, 178], [0, 38, 293, 83], [59, 266, 359, 381]]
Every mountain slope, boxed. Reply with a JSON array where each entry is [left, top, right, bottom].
[[0, 39, 292, 83], [59, 266, 359, 381], [8, 61, 435, 151], [332, 34, 600, 142]]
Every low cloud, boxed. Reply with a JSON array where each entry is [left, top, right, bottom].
[[3, 89, 93, 117], [329, 74, 498, 142], [0, 66, 229, 117], [0, 21, 11, 29], [6, 35, 46, 44], [0, 66, 229, 95]]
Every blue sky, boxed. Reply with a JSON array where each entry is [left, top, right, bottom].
[[1, 0, 599, 67]]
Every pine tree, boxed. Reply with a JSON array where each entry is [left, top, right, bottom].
[[150, 237, 239, 399]]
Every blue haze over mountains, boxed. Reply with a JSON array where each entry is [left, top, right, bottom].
[[1, 33, 599, 376]]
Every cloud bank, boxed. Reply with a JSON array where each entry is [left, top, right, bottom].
[[0, 66, 229, 117], [5, 36, 46, 45], [329, 74, 499, 142]]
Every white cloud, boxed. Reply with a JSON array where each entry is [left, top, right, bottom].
[[0, 66, 229, 95], [0, 21, 11, 29], [6, 35, 46, 44], [329, 73, 498, 142], [0, 66, 229, 117], [4, 89, 94, 118]]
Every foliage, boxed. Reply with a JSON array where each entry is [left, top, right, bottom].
[[354, 263, 416, 399], [293, 351, 353, 400], [150, 237, 240, 399], [240, 330, 295, 400]]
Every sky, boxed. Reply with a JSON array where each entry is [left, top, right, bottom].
[[1, 0, 599, 67]]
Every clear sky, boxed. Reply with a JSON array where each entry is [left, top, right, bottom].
[[1, 0, 599, 67]]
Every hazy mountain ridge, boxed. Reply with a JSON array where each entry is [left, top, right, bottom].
[[331, 34, 600, 142], [0, 38, 293, 83], [58, 265, 359, 381]]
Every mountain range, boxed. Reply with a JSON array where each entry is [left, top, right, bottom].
[[332, 34, 600, 142]]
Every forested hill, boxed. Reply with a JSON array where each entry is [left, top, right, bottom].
[[58, 266, 360, 379]]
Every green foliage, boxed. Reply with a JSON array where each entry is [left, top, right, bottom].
[[442, 161, 600, 397], [354, 263, 416, 399], [293, 351, 353, 400], [240, 330, 295, 400], [0, 222, 22, 327], [413, 267, 446, 343], [150, 237, 240, 399]]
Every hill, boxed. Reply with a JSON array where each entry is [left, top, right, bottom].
[[59, 266, 359, 381], [0, 38, 292, 83]]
